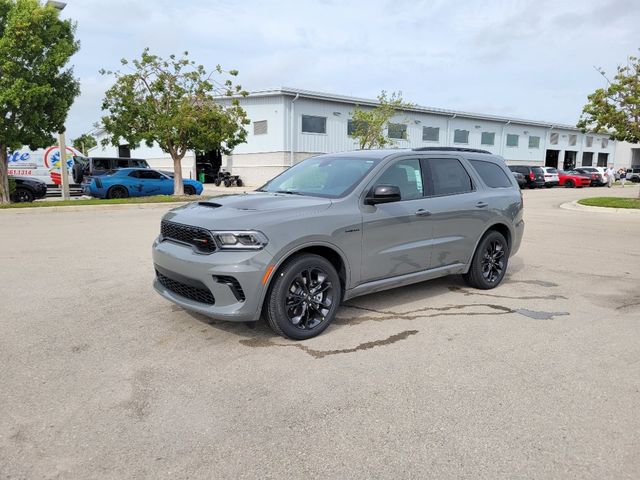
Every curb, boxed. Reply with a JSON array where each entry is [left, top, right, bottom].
[[560, 200, 640, 214], [0, 201, 189, 214]]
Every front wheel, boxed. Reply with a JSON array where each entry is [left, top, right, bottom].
[[264, 254, 341, 340], [463, 231, 509, 290], [565, 180, 574, 188], [184, 185, 196, 195], [213, 178, 221, 186], [236, 178, 243, 187], [224, 179, 232, 187]]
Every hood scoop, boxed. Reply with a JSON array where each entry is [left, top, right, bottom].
[[198, 201, 222, 208]]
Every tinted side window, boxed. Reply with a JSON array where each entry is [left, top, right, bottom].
[[469, 160, 512, 188], [117, 158, 130, 168], [139, 170, 163, 179], [130, 159, 148, 168], [428, 158, 473, 196], [376, 159, 423, 200], [128, 170, 140, 178], [92, 158, 111, 171]]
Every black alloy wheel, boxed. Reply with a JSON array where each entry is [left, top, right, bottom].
[[265, 254, 341, 340], [15, 188, 34, 203], [463, 231, 509, 290], [107, 185, 129, 199], [565, 179, 574, 188]]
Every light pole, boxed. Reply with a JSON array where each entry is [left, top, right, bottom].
[[48, 1, 70, 199]]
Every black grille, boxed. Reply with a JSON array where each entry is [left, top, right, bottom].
[[215, 276, 246, 302], [160, 220, 216, 253], [156, 271, 215, 305]]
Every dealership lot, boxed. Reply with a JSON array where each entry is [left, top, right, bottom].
[[1, 186, 639, 479]]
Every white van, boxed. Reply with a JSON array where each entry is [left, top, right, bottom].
[[7, 145, 85, 187]]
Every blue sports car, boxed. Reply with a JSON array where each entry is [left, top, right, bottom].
[[83, 168, 204, 199]]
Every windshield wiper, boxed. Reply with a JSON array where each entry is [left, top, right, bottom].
[[274, 190, 303, 195]]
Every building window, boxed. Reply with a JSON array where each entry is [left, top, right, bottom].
[[301, 115, 326, 134], [586, 136, 593, 147], [453, 129, 469, 144], [506, 134, 519, 147], [550, 132, 559, 145], [582, 152, 593, 166], [597, 152, 608, 166], [118, 144, 131, 158], [528, 136, 540, 149], [601, 138, 609, 148], [481, 132, 495, 146], [568, 134, 577, 146], [422, 126, 439, 142], [388, 123, 407, 140], [253, 120, 268, 135]]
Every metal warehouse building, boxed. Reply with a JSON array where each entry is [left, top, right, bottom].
[[90, 87, 635, 187]]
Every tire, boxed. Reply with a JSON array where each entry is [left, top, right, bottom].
[[72, 164, 84, 184], [463, 231, 509, 290], [224, 179, 232, 187], [236, 178, 243, 187], [564, 180, 574, 188], [107, 185, 129, 199], [14, 188, 34, 203], [184, 185, 196, 195], [264, 254, 341, 340], [213, 178, 221, 186], [545, 184, 553, 188]]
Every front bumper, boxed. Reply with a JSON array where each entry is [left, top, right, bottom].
[[152, 237, 274, 322]]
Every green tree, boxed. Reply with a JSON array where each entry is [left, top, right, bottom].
[[350, 91, 414, 149], [577, 51, 640, 143], [0, 0, 80, 204], [100, 49, 249, 195], [72, 133, 97, 155]]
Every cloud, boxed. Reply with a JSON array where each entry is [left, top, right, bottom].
[[62, 0, 640, 138]]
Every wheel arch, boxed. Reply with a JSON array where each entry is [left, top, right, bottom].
[[261, 242, 351, 306], [467, 222, 513, 270]]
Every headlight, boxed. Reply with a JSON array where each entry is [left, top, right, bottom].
[[212, 231, 268, 250]]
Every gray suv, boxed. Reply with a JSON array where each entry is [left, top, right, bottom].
[[153, 148, 524, 339]]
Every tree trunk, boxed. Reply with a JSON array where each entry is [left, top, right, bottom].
[[172, 154, 184, 196], [0, 146, 10, 205]]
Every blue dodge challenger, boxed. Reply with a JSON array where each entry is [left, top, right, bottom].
[[83, 168, 204, 198]]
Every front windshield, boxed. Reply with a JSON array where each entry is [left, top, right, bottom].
[[258, 156, 381, 198]]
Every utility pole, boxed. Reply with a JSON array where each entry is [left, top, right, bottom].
[[58, 132, 70, 200]]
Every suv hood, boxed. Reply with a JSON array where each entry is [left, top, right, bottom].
[[163, 192, 333, 230]]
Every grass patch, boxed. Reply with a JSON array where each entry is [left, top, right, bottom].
[[578, 197, 640, 209], [0, 195, 202, 209]]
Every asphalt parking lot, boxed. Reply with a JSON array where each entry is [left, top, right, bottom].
[[1, 185, 639, 479]]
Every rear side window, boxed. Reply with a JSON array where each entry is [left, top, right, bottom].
[[376, 159, 423, 200], [130, 159, 148, 168], [92, 158, 111, 171], [469, 160, 512, 188], [532, 167, 544, 174], [428, 158, 473, 196]]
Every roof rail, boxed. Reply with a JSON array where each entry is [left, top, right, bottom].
[[412, 147, 492, 154]]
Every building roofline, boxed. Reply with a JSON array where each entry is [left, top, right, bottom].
[[243, 86, 582, 131]]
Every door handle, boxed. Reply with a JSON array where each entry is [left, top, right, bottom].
[[415, 209, 432, 217], [475, 201, 488, 208]]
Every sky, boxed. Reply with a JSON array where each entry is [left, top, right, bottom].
[[62, 0, 640, 140]]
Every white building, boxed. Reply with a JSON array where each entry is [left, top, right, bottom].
[[90, 87, 629, 187]]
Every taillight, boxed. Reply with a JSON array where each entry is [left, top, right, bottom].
[[529, 172, 535, 180]]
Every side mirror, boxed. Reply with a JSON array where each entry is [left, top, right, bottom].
[[365, 185, 401, 205]]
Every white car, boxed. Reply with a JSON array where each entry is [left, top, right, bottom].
[[540, 167, 560, 187]]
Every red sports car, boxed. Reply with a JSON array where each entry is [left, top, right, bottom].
[[558, 170, 591, 188]]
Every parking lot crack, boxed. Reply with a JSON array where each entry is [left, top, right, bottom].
[[449, 285, 567, 300]]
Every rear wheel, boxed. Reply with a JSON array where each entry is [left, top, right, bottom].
[[264, 254, 340, 340], [236, 178, 243, 187], [463, 231, 509, 290], [564, 179, 575, 188], [224, 179, 232, 187], [14, 188, 34, 203], [107, 185, 129, 199], [184, 185, 196, 195], [213, 178, 221, 186]]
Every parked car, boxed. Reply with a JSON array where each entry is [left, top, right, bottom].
[[626, 167, 640, 183], [540, 167, 560, 187], [511, 171, 527, 188], [9, 176, 47, 203], [557, 170, 591, 188], [508, 165, 545, 188], [83, 168, 203, 198], [72, 157, 150, 184], [574, 167, 606, 186], [153, 147, 524, 340]]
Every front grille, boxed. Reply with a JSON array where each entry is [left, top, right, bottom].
[[156, 270, 215, 305], [160, 220, 216, 253], [215, 275, 246, 302]]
